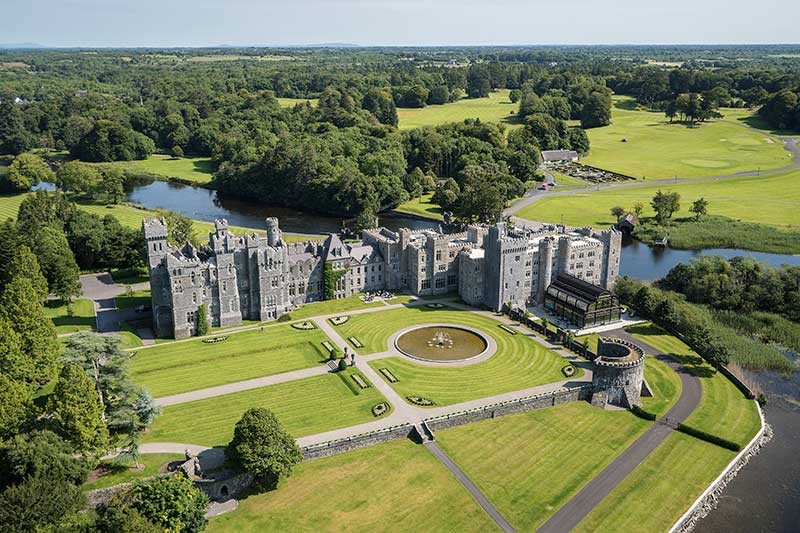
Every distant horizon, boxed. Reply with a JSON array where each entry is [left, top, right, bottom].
[[2, 0, 798, 49]]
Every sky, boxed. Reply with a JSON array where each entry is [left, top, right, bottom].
[[2, 0, 799, 48]]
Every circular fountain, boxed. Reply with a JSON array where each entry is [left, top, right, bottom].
[[394, 324, 490, 363]]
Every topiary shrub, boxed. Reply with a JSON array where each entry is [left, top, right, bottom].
[[338, 359, 348, 372]]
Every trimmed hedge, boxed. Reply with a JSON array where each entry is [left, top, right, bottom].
[[630, 404, 658, 421], [676, 422, 742, 451]]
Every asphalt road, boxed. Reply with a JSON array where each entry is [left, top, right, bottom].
[[536, 328, 702, 533]]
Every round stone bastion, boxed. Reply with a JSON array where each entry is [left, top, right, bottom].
[[590, 337, 646, 409]]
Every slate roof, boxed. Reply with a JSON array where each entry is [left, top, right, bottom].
[[541, 149, 579, 162]]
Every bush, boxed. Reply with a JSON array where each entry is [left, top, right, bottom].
[[561, 364, 576, 378], [372, 402, 388, 417], [129, 475, 208, 532], [195, 303, 208, 336], [338, 359, 348, 372], [676, 423, 742, 451], [227, 407, 302, 481], [630, 404, 657, 421], [329, 347, 341, 361]]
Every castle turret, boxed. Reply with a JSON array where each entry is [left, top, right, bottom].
[[557, 235, 572, 275], [266, 217, 281, 247], [143, 218, 168, 270], [537, 237, 554, 303]]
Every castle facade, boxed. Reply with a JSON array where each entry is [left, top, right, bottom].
[[143, 217, 621, 339]]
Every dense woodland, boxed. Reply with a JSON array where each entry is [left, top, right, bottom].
[[2, 45, 800, 222]]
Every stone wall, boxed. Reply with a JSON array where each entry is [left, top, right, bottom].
[[425, 386, 592, 432], [301, 424, 414, 461]]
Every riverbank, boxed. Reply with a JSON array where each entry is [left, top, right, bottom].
[[634, 216, 800, 255]]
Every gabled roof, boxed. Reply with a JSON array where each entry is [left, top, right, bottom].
[[541, 149, 579, 162], [322, 233, 350, 261], [550, 272, 609, 301]]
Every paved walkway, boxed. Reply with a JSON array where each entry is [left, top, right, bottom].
[[425, 441, 516, 532], [536, 328, 702, 533], [80, 272, 146, 334]]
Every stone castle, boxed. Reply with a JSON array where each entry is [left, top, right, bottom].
[[143, 217, 622, 339]]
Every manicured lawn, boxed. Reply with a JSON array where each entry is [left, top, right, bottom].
[[108, 266, 150, 285], [115, 289, 151, 310], [143, 370, 387, 446], [340, 306, 569, 406], [287, 293, 389, 320], [43, 298, 96, 334], [627, 323, 761, 444], [574, 432, 735, 533], [276, 97, 318, 108], [394, 193, 444, 220], [207, 439, 497, 533], [130, 323, 332, 397], [576, 333, 600, 352], [83, 453, 184, 491], [0, 192, 26, 221], [436, 402, 649, 531], [549, 170, 591, 189], [581, 96, 790, 180], [116, 322, 144, 350], [641, 356, 682, 417], [397, 90, 522, 131], [517, 169, 800, 228], [111, 154, 215, 184]]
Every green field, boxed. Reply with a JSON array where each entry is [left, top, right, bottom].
[[397, 90, 522, 131], [110, 154, 215, 184], [43, 298, 96, 334], [207, 439, 496, 533], [83, 453, 183, 491], [130, 324, 332, 397], [336, 306, 568, 406], [574, 432, 735, 533], [436, 402, 649, 531], [628, 323, 761, 444], [641, 356, 683, 417], [550, 171, 591, 189], [115, 289, 150, 310], [517, 169, 800, 228], [393, 193, 444, 220], [287, 293, 392, 320], [277, 97, 319, 108], [143, 370, 386, 446], [581, 96, 790, 180]]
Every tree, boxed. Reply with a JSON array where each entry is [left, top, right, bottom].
[[509, 89, 522, 103], [72, 120, 154, 162], [0, 430, 90, 487], [0, 374, 32, 439], [227, 407, 303, 481], [94, 505, 162, 533], [7, 152, 54, 191], [362, 88, 398, 126], [0, 473, 85, 532], [690, 197, 709, 219], [632, 202, 644, 217], [650, 190, 681, 223], [195, 304, 209, 336], [427, 86, 450, 105], [48, 364, 109, 456], [161, 210, 196, 246], [30, 226, 82, 301], [580, 91, 612, 128], [420, 174, 437, 193], [7, 245, 48, 302], [129, 475, 208, 533], [171, 145, 184, 158], [610, 206, 625, 219], [0, 276, 60, 385], [55, 160, 102, 197]]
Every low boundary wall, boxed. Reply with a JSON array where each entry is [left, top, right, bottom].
[[301, 424, 414, 461], [425, 385, 592, 432], [670, 401, 770, 532], [718, 365, 756, 399]]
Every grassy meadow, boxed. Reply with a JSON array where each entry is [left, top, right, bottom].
[[83, 453, 183, 491], [393, 192, 444, 220], [336, 306, 569, 406], [112, 154, 215, 185], [207, 439, 497, 533], [574, 432, 735, 533], [143, 370, 387, 446], [516, 169, 800, 229], [43, 298, 96, 334], [277, 97, 319, 108], [627, 323, 761, 445], [436, 402, 649, 531], [397, 90, 522, 131], [581, 96, 790, 180], [641, 356, 683, 417], [130, 323, 332, 397]]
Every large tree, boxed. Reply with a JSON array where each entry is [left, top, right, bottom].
[[48, 363, 109, 456], [30, 226, 82, 302], [0, 373, 32, 439], [129, 476, 208, 533], [0, 276, 59, 385], [7, 152, 54, 191], [0, 430, 90, 487], [0, 473, 85, 532], [580, 91, 612, 129], [650, 190, 681, 223], [6, 246, 48, 302], [227, 407, 302, 482]]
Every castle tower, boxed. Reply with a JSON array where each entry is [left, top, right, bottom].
[[266, 217, 281, 247], [598, 228, 622, 290], [142, 218, 168, 271], [557, 235, 572, 276], [537, 237, 554, 303]]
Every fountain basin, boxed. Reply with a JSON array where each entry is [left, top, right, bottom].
[[394, 324, 491, 363]]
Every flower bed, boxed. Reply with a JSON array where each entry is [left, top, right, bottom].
[[498, 324, 517, 335], [321, 341, 335, 353], [406, 395, 435, 406], [351, 373, 370, 389], [348, 336, 364, 349], [379, 368, 399, 383], [372, 402, 389, 417], [329, 316, 350, 326], [561, 364, 576, 377], [202, 336, 229, 344], [291, 321, 316, 330]]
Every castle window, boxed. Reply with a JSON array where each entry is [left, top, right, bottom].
[[222, 281, 227, 292], [435, 278, 446, 289], [587, 271, 593, 277], [588, 251, 595, 257], [192, 293, 197, 304], [525, 260, 531, 267], [228, 265, 232, 274], [576, 263, 584, 269], [202, 288, 207, 297], [515, 255, 520, 262], [447, 274, 457, 286], [289, 284, 296, 296], [191, 272, 196, 284], [153, 243, 157, 251], [299, 282, 305, 294], [438, 264, 445, 272], [159, 242, 163, 251], [525, 280, 531, 287], [422, 279, 431, 290], [449, 251, 455, 258]]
